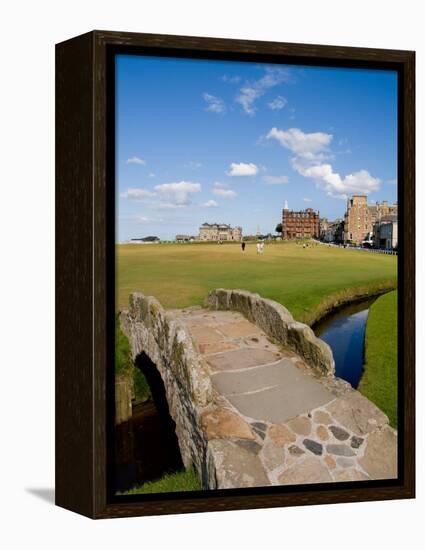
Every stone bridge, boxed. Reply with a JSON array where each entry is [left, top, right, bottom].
[[120, 289, 397, 489]]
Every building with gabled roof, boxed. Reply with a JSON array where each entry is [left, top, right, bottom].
[[199, 223, 242, 242]]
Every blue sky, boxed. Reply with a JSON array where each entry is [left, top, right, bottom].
[[116, 54, 397, 241]]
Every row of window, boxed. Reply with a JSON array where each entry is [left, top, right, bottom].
[[284, 213, 318, 218]]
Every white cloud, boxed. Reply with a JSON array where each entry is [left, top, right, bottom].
[[267, 127, 332, 161], [120, 181, 201, 208], [201, 200, 219, 208], [267, 126, 381, 199], [303, 197, 312, 202], [294, 161, 380, 199], [236, 67, 291, 115], [386, 178, 397, 185], [148, 172, 155, 178], [213, 189, 237, 198], [268, 96, 287, 110], [120, 188, 155, 200], [213, 184, 237, 198], [227, 162, 259, 176], [203, 93, 225, 113], [154, 181, 201, 206], [222, 75, 241, 84], [262, 175, 289, 185], [154, 202, 186, 210], [126, 156, 146, 165]]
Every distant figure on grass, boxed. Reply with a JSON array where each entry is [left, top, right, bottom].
[[241, 242, 246, 252], [257, 242, 265, 255]]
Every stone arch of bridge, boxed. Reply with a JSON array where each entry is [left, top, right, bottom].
[[132, 351, 184, 482]]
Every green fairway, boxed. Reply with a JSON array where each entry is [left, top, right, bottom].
[[359, 291, 398, 428], [116, 241, 397, 324]]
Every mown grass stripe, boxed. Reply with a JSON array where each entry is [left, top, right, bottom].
[[358, 290, 398, 428]]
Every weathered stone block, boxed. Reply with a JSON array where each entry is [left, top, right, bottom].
[[329, 425, 350, 441], [201, 408, 256, 441], [288, 445, 305, 456], [326, 444, 355, 457], [316, 425, 330, 441], [286, 416, 312, 436], [359, 426, 397, 479], [268, 424, 296, 447], [313, 410, 333, 425], [324, 455, 337, 469], [278, 457, 332, 485], [260, 438, 285, 472], [208, 439, 270, 489], [303, 439, 323, 455], [325, 391, 389, 435], [332, 469, 369, 482]]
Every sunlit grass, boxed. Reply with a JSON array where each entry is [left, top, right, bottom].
[[116, 241, 397, 324], [118, 468, 201, 495], [359, 290, 398, 428]]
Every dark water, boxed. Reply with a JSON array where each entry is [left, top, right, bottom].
[[114, 353, 184, 493], [313, 298, 376, 388]]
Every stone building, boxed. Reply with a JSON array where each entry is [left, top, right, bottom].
[[175, 234, 196, 242], [319, 218, 329, 240], [373, 215, 398, 249], [281, 202, 320, 240], [323, 219, 344, 244], [344, 195, 398, 245], [199, 223, 242, 242]]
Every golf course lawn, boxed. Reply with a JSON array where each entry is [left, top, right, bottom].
[[116, 241, 397, 325], [359, 290, 398, 428]]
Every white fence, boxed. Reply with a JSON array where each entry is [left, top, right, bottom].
[[314, 239, 398, 256]]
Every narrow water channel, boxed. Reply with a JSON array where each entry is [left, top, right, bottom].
[[313, 297, 376, 388]]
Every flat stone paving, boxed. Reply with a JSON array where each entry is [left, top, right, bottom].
[[174, 307, 398, 488]]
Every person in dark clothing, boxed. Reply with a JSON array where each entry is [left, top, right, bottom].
[[241, 241, 246, 252]]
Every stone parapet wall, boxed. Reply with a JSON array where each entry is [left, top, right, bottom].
[[205, 288, 335, 377], [120, 293, 214, 486]]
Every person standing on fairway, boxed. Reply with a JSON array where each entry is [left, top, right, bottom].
[[241, 241, 246, 252]]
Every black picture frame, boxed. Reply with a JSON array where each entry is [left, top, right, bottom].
[[56, 30, 415, 519]]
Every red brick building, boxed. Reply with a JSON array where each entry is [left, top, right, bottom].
[[281, 203, 320, 240]]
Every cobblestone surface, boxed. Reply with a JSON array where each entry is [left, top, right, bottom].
[[175, 306, 397, 487]]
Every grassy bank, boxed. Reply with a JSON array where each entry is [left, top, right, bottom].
[[358, 291, 398, 428], [117, 241, 397, 324], [118, 468, 201, 495]]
